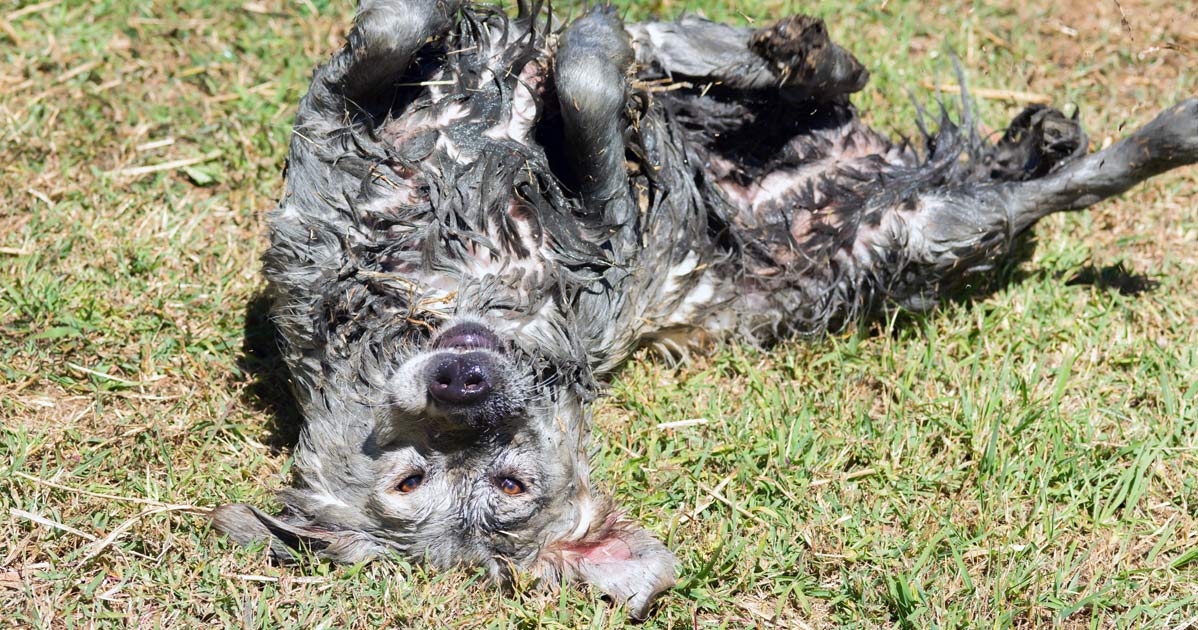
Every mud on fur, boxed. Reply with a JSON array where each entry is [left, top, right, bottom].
[[211, 0, 1198, 619]]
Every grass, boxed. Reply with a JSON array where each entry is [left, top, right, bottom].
[[1, 0, 1196, 627]]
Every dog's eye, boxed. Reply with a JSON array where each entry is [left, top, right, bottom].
[[497, 477, 525, 496], [396, 474, 423, 493]]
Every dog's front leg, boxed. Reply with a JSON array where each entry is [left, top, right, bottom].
[[328, 0, 460, 104], [267, 0, 465, 365], [283, 0, 461, 215], [553, 7, 635, 233]]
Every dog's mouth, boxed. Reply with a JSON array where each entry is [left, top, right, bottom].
[[431, 322, 502, 353]]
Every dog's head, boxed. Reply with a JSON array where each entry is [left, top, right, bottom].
[[214, 316, 675, 619]]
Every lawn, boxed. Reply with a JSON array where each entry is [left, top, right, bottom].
[[2, 0, 1196, 627]]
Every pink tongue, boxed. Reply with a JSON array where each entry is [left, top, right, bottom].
[[575, 539, 634, 562]]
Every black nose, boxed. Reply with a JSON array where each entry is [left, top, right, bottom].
[[427, 353, 493, 406]]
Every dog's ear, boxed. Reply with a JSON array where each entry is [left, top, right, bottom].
[[211, 502, 386, 565], [536, 509, 677, 620]]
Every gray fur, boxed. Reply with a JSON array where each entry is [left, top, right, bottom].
[[213, 0, 1198, 620]]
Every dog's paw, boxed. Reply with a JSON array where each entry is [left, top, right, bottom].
[[987, 104, 1087, 181], [748, 15, 869, 96]]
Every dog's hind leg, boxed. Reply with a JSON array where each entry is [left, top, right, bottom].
[[999, 99, 1198, 222], [888, 99, 1198, 308], [627, 14, 868, 100], [553, 6, 635, 231]]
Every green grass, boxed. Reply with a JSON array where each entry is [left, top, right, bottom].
[[2, 0, 1197, 627]]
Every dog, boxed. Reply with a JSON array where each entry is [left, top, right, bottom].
[[212, 0, 1198, 618]]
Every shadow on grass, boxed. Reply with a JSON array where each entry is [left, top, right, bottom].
[[1065, 262, 1159, 296], [879, 237, 1160, 336], [239, 292, 303, 453], [875, 235, 1039, 335]]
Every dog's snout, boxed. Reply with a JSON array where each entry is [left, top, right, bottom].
[[427, 353, 493, 406]]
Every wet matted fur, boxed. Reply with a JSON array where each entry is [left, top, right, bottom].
[[212, 0, 1198, 618]]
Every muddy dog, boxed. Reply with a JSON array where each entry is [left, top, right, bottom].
[[213, 0, 1198, 618]]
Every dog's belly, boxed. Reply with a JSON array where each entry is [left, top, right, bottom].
[[711, 117, 916, 267]]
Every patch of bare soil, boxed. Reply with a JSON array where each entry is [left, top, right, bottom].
[[1018, 0, 1196, 106]]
